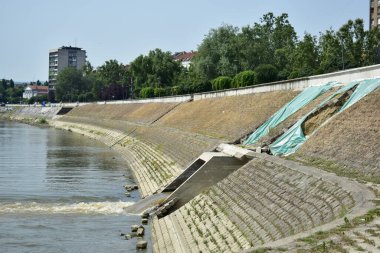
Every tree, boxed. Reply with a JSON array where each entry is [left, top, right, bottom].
[[237, 13, 296, 72], [290, 33, 320, 78], [192, 24, 240, 79], [211, 76, 232, 90], [9, 79, 14, 88], [336, 19, 366, 69], [154, 87, 166, 97], [140, 87, 154, 98], [232, 70, 256, 88], [318, 29, 341, 73], [255, 64, 278, 84], [97, 60, 125, 86], [96, 60, 127, 100], [55, 67, 89, 101], [128, 49, 182, 96], [192, 13, 296, 84], [364, 27, 380, 65], [82, 61, 94, 76]]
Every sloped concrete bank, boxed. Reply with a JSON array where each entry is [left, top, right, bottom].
[[50, 120, 183, 198], [47, 120, 375, 252], [0, 106, 61, 124], [2, 68, 379, 252]]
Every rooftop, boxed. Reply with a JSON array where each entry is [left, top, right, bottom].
[[172, 51, 197, 62], [49, 46, 85, 53]]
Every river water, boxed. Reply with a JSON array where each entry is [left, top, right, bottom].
[[0, 121, 150, 252]]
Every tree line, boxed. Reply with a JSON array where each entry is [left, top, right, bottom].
[[0, 79, 23, 104], [54, 13, 380, 102], [0, 79, 50, 104]]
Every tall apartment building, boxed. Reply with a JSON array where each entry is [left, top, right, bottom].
[[370, 0, 380, 29], [48, 46, 86, 89]]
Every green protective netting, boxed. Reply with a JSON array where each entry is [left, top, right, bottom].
[[269, 78, 380, 156], [340, 78, 380, 111], [243, 82, 336, 145]]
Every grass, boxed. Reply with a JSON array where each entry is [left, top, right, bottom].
[[282, 208, 380, 252], [38, 117, 48, 124], [287, 154, 380, 184]]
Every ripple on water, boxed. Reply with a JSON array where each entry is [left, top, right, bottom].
[[0, 201, 135, 215]]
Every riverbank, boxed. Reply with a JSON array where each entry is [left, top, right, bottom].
[[2, 70, 380, 252]]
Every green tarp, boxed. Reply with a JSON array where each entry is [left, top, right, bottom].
[[243, 82, 336, 145], [340, 78, 380, 111], [269, 78, 380, 156]]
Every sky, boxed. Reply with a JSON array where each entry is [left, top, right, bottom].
[[0, 0, 369, 82]]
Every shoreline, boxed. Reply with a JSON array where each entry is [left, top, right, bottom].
[[0, 118, 153, 252], [3, 88, 379, 253]]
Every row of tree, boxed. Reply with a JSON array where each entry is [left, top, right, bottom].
[[0, 79, 24, 103], [0, 79, 50, 104], [54, 13, 380, 101]]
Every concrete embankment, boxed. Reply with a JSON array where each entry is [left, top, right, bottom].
[[2, 65, 380, 252], [0, 106, 61, 123]]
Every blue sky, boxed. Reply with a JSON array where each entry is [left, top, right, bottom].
[[0, 0, 369, 82]]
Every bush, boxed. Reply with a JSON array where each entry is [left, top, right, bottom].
[[140, 87, 154, 98], [154, 87, 166, 97], [171, 86, 183, 95], [232, 70, 256, 88], [38, 118, 48, 124], [85, 92, 95, 102], [190, 81, 212, 93], [288, 69, 300, 79], [255, 64, 278, 84], [211, 76, 232, 91]]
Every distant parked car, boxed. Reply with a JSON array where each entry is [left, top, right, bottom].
[[0, 103, 5, 107]]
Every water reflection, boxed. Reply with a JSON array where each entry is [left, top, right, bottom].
[[0, 121, 149, 253]]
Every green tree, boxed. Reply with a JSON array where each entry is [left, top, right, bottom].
[[232, 70, 256, 88], [192, 24, 240, 79], [97, 60, 125, 86], [129, 49, 182, 94], [255, 64, 278, 84], [319, 29, 341, 73], [290, 33, 320, 78], [154, 87, 166, 97], [82, 61, 94, 76], [364, 27, 380, 65], [237, 13, 296, 72], [140, 87, 154, 98], [55, 67, 89, 101], [211, 76, 232, 90]]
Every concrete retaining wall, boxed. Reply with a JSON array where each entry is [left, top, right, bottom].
[[92, 64, 380, 103], [7, 65, 380, 108], [95, 95, 193, 104], [193, 64, 380, 100]]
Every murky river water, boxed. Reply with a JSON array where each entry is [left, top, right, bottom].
[[0, 121, 150, 252]]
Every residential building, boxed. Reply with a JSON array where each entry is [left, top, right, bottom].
[[48, 46, 86, 89], [370, 0, 380, 29], [22, 85, 49, 99], [173, 51, 197, 68]]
